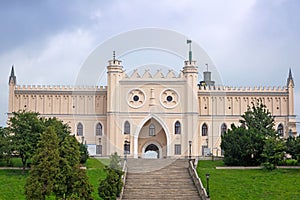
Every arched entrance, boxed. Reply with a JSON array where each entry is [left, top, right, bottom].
[[136, 117, 168, 158], [143, 143, 161, 158]]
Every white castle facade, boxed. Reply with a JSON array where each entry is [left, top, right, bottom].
[[7, 53, 297, 158]]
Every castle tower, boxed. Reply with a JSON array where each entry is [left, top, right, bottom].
[[182, 40, 199, 157], [199, 64, 215, 87], [8, 66, 16, 114], [106, 51, 124, 154], [286, 68, 296, 136]]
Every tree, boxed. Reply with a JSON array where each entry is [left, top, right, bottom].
[[286, 136, 300, 162], [221, 100, 277, 166], [261, 137, 286, 170], [23, 117, 93, 199], [8, 110, 44, 171], [109, 152, 122, 171], [24, 127, 60, 200], [0, 127, 12, 164], [79, 143, 89, 164], [98, 153, 123, 200], [221, 125, 264, 166], [240, 100, 276, 138], [53, 134, 93, 199]]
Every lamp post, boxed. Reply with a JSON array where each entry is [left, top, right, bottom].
[[206, 173, 210, 198], [289, 129, 292, 137], [189, 140, 192, 160], [124, 140, 130, 161], [81, 136, 84, 144]]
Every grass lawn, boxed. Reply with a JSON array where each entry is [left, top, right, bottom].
[[86, 158, 108, 200], [0, 158, 107, 200], [0, 170, 28, 200], [197, 160, 300, 200]]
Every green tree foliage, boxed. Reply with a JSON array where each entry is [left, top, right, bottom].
[[98, 153, 123, 200], [221, 125, 264, 166], [286, 136, 300, 162], [8, 110, 44, 170], [17, 115, 93, 199], [221, 100, 278, 166], [54, 134, 93, 199], [24, 127, 60, 200], [42, 117, 71, 139], [79, 143, 89, 164], [240, 101, 276, 137], [109, 152, 122, 171], [0, 127, 12, 163], [71, 165, 94, 200], [43, 117, 89, 164], [261, 137, 286, 170]]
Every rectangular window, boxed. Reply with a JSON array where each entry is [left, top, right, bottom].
[[174, 144, 181, 155], [96, 145, 102, 155], [202, 145, 211, 156]]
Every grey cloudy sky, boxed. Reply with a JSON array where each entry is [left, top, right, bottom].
[[0, 0, 299, 130]]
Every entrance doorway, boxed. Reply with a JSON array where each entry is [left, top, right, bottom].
[[137, 118, 167, 158], [144, 144, 159, 159]]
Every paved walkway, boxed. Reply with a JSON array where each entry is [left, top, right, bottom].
[[0, 167, 29, 170]]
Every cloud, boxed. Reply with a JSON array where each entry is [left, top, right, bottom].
[[0, 28, 96, 126], [0, 0, 299, 126]]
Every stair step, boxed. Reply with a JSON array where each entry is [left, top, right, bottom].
[[122, 159, 200, 199]]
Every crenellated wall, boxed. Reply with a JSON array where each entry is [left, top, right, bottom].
[[10, 85, 107, 115]]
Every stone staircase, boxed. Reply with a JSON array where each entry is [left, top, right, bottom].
[[122, 159, 200, 199]]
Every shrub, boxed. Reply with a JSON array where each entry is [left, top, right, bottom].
[[79, 143, 89, 164], [286, 159, 298, 166], [98, 153, 123, 200], [262, 162, 276, 170]]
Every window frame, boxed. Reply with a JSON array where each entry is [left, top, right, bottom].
[[149, 124, 155, 136], [96, 122, 103, 136], [124, 121, 130, 135], [175, 121, 181, 134], [174, 144, 181, 155], [277, 124, 284, 136], [77, 123, 83, 136], [221, 123, 227, 136], [202, 123, 208, 136]]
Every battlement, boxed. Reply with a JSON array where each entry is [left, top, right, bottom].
[[198, 85, 287, 92], [14, 85, 107, 91], [124, 69, 184, 80]]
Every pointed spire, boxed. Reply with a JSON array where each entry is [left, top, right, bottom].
[[187, 40, 192, 63], [287, 68, 294, 87], [9, 65, 16, 85], [11, 65, 15, 76], [288, 68, 293, 79]]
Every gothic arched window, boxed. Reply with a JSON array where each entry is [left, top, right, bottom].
[[77, 123, 83, 136], [202, 123, 208, 136], [96, 123, 102, 136], [221, 123, 227, 136], [149, 124, 155, 136], [124, 121, 130, 135], [175, 121, 181, 134], [277, 124, 284, 136]]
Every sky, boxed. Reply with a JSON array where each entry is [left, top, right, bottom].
[[0, 0, 299, 131]]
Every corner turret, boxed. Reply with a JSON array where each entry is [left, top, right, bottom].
[[8, 65, 17, 114]]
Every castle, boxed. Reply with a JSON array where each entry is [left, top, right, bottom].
[[7, 51, 297, 158]]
